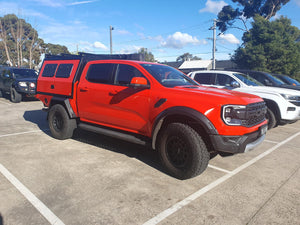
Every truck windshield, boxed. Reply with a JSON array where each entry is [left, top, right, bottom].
[[234, 73, 263, 86], [12, 69, 37, 78], [141, 64, 199, 87]]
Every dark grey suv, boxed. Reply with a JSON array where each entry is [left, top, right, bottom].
[[0, 66, 37, 103]]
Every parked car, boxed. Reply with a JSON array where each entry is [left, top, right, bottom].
[[272, 74, 300, 88], [227, 69, 300, 91], [188, 70, 300, 129], [35, 53, 268, 179], [0, 67, 37, 103]]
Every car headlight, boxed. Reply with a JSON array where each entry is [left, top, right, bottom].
[[29, 82, 36, 88], [222, 105, 247, 126], [18, 82, 28, 87], [280, 94, 300, 101]]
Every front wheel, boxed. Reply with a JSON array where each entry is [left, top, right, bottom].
[[48, 104, 77, 140], [158, 123, 209, 180], [10, 87, 22, 103]]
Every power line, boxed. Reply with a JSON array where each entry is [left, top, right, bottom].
[[113, 21, 211, 46]]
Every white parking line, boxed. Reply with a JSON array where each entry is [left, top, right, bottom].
[[264, 139, 280, 144], [208, 164, 232, 174], [0, 164, 65, 225], [143, 130, 300, 225], [0, 129, 48, 138]]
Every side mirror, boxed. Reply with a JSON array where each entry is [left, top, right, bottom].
[[130, 77, 150, 88], [230, 81, 240, 88]]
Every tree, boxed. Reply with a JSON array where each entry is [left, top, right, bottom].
[[232, 16, 300, 76], [217, 0, 290, 33], [176, 53, 201, 62], [0, 14, 70, 68], [138, 48, 155, 62]]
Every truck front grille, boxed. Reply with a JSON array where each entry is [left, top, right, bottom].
[[242, 101, 267, 127]]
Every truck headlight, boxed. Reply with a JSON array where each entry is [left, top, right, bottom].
[[222, 105, 246, 126], [18, 82, 28, 87]]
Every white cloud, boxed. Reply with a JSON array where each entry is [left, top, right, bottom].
[[68, 1, 96, 6], [93, 41, 108, 50], [219, 33, 240, 44], [161, 32, 201, 49], [199, 0, 228, 14], [119, 45, 142, 54], [29, 0, 97, 7], [0, 2, 49, 19]]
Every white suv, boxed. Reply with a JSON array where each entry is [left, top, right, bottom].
[[188, 70, 300, 129]]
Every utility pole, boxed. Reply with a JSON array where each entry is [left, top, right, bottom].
[[209, 19, 217, 70], [110, 25, 114, 54]]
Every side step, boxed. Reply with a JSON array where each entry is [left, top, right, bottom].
[[78, 123, 148, 146]]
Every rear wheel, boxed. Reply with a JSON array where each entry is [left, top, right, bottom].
[[266, 108, 276, 129], [10, 87, 22, 103], [48, 104, 77, 140], [158, 123, 209, 180]]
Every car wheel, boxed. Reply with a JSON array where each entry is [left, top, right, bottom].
[[158, 123, 209, 180], [10, 87, 22, 103], [48, 104, 77, 140], [266, 108, 276, 129]]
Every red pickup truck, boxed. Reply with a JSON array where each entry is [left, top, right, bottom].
[[36, 53, 268, 179]]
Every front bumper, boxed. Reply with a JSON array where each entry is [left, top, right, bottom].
[[210, 124, 267, 154], [16, 86, 36, 95], [281, 106, 300, 121]]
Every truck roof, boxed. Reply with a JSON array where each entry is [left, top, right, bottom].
[[44, 52, 145, 62]]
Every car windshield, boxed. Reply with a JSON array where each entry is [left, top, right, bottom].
[[12, 69, 37, 78], [276, 75, 300, 86], [141, 63, 199, 87], [234, 73, 263, 86], [264, 72, 285, 85]]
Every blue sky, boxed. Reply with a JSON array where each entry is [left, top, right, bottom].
[[1, 0, 300, 62]]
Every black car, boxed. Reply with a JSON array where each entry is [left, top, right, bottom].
[[226, 69, 300, 91], [273, 74, 300, 87], [0, 67, 38, 103]]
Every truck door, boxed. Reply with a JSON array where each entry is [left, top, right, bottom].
[[77, 62, 151, 135]]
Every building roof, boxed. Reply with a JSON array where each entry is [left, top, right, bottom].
[[179, 60, 212, 69]]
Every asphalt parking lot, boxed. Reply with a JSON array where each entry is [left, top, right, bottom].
[[0, 98, 299, 225]]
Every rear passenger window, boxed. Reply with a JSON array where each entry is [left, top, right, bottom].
[[56, 64, 73, 78], [86, 63, 113, 84], [194, 73, 213, 84], [42, 64, 57, 77], [115, 64, 145, 85]]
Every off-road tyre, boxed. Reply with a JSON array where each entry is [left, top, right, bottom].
[[266, 108, 276, 129], [48, 104, 77, 140], [158, 123, 209, 180], [10, 87, 22, 103]]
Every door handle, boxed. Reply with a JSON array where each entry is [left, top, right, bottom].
[[50, 84, 55, 89], [80, 87, 88, 92]]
